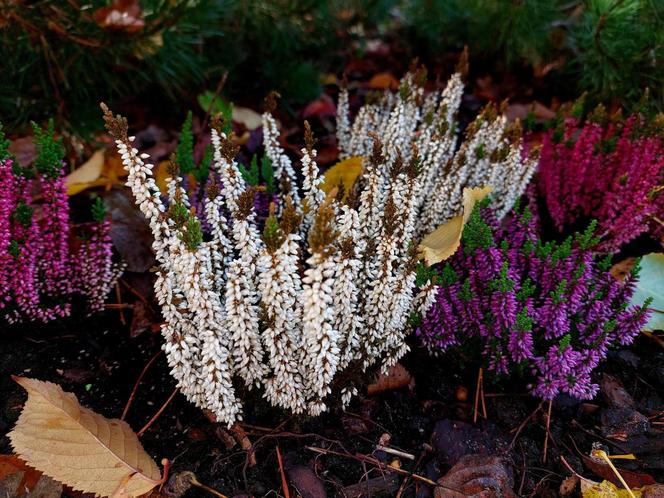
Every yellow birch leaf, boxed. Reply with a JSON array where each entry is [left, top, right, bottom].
[[8, 376, 162, 498], [66, 149, 105, 195], [418, 186, 492, 266], [321, 156, 364, 199]]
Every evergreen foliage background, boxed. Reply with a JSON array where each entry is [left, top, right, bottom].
[[1, 0, 661, 133]]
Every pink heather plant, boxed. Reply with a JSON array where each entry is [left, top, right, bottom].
[[0, 121, 122, 324], [538, 109, 664, 253]]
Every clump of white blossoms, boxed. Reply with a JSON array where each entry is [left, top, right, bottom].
[[336, 58, 538, 230], [101, 61, 535, 427]]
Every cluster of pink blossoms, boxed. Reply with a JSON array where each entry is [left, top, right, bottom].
[[538, 111, 663, 252], [0, 122, 121, 324]]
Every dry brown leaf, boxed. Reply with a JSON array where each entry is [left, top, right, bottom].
[[8, 377, 162, 498], [418, 186, 492, 265]]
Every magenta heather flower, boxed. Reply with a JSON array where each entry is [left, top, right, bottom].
[[416, 200, 652, 401], [538, 111, 664, 252], [0, 121, 120, 324]]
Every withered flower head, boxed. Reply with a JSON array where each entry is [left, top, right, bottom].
[[382, 197, 398, 237], [455, 46, 470, 79], [503, 119, 523, 143], [100, 103, 128, 141], [346, 187, 359, 210], [390, 149, 404, 179], [219, 134, 240, 163], [413, 64, 428, 89], [236, 188, 256, 220], [304, 120, 316, 154], [210, 113, 227, 135], [308, 198, 337, 257], [588, 104, 608, 126], [264, 91, 281, 114], [529, 144, 542, 160], [368, 132, 385, 166], [490, 146, 510, 163], [206, 178, 221, 200], [279, 196, 302, 236], [407, 143, 421, 179], [166, 153, 180, 177]]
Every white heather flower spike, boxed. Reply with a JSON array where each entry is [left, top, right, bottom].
[[301, 202, 340, 415], [262, 109, 301, 212], [301, 122, 326, 232], [336, 82, 352, 159], [211, 128, 246, 215], [102, 59, 535, 424]]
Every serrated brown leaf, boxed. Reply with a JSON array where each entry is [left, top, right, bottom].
[[8, 377, 161, 498]]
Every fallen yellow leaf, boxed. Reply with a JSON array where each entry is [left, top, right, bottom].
[[66, 150, 128, 196], [418, 186, 492, 265], [8, 376, 162, 498], [321, 156, 364, 199], [66, 149, 105, 195]]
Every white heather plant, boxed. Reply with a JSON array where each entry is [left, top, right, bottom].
[[101, 63, 534, 427], [336, 61, 538, 231]]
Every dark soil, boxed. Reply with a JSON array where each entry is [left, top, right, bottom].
[[1, 307, 663, 497]]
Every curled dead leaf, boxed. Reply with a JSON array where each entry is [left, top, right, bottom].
[[8, 377, 162, 498]]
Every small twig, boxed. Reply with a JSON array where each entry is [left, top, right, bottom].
[[115, 281, 126, 325], [137, 387, 178, 437], [121, 349, 164, 420], [473, 367, 482, 423], [120, 278, 151, 306], [190, 475, 229, 498], [105, 303, 134, 309], [201, 71, 229, 135], [305, 446, 457, 492], [509, 401, 543, 448], [375, 445, 415, 461], [276, 445, 291, 498], [543, 400, 553, 464]]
